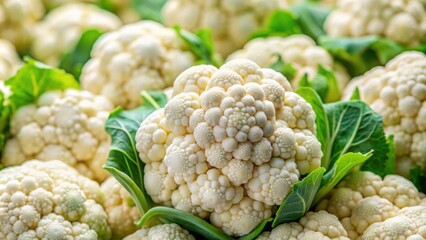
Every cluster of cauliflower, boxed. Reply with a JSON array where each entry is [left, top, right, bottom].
[[135, 59, 323, 236], [344, 51, 426, 176], [316, 171, 426, 239], [325, 0, 426, 46], [80, 21, 196, 109]]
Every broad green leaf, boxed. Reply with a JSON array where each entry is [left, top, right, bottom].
[[174, 27, 222, 67], [298, 65, 341, 103], [291, 3, 331, 41], [5, 58, 79, 110], [131, 0, 167, 23], [410, 166, 426, 193], [313, 152, 372, 204], [362, 135, 395, 175], [238, 218, 273, 240], [141, 90, 168, 110], [350, 87, 361, 100], [59, 29, 103, 80], [269, 55, 297, 81], [251, 10, 301, 39], [138, 206, 234, 240], [272, 167, 325, 227]]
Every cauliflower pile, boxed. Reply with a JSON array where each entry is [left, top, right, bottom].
[[316, 171, 426, 239], [2, 89, 114, 182], [344, 51, 426, 176], [257, 210, 350, 240], [124, 223, 195, 240], [135, 59, 323, 236], [80, 21, 196, 109], [162, 0, 291, 57], [0, 0, 44, 52], [0, 39, 22, 80], [227, 35, 350, 92], [325, 0, 426, 46], [0, 160, 111, 239], [101, 177, 140, 239], [31, 3, 121, 66]]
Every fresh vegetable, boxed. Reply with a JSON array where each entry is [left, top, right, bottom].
[[343, 51, 426, 177], [0, 160, 111, 239], [80, 21, 196, 109], [0, 39, 22, 80], [31, 3, 121, 66], [124, 223, 195, 240]]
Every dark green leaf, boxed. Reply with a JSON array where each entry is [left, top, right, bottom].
[[238, 218, 272, 240], [291, 3, 331, 41], [138, 206, 234, 240], [272, 167, 325, 227], [174, 27, 222, 67], [362, 135, 395, 175], [297, 65, 340, 103], [59, 29, 103, 80], [410, 166, 426, 193], [269, 55, 297, 81], [131, 0, 167, 23], [0, 90, 11, 159], [251, 10, 301, 39], [313, 152, 372, 204], [350, 87, 361, 101], [5, 58, 79, 110]]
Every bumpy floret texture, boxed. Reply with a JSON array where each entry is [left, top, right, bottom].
[[316, 171, 426, 239], [227, 35, 350, 93], [2, 89, 114, 182], [162, 0, 292, 57], [0, 0, 44, 52], [31, 3, 121, 66], [257, 210, 350, 240], [0, 39, 21, 80], [123, 223, 195, 240], [100, 177, 140, 239], [136, 59, 322, 236], [343, 51, 426, 176], [0, 160, 111, 239], [325, 0, 426, 46], [81, 21, 195, 109]]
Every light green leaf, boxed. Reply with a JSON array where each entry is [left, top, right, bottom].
[[269, 55, 297, 81], [297, 65, 340, 103], [131, 0, 167, 23], [291, 3, 331, 41], [272, 167, 326, 227], [313, 152, 372, 204], [251, 10, 301, 39], [59, 29, 103, 80], [350, 87, 361, 101], [5, 58, 79, 110], [141, 90, 168, 110]]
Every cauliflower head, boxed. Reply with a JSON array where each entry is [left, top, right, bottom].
[[100, 177, 140, 239], [343, 51, 426, 176], [325, 0, 426, 46], [162, 0, 292, 57], [31, 3, 121, 66], [80, 21, 196, 109], [0, 0, 44, 52], [123, 223, 195, 240], [0, 160, 111, 239], [316, 171, 426, 239], [227, 35, 350, 93], [258, 210, 350, 240], [2, 89, 114, 182], [136, 59, 323, 236], [0, 39, 22, 81]]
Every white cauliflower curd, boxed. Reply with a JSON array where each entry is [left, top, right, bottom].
[[80, 21, 196, 109], [100, 177, 140, 239], [135, 59, 323, 236], [227, 35, 350, 94], [31, 3, 121, 66], [162, 0, 292, 57], [0, 39, 22, 80], [0, 0, 44, 52], [123, 223, 195, 240], [2, 89, 114, 182], [0, 160, 111, 239], [325, 0, 426, 46], [343, 51, 426, 176]]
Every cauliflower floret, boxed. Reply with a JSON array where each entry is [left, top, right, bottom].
[[123, 223, 195, 240], [325, 0, 426, 46], [136, 59, 322, 236], [100, 177, 140, 239], [227, 35, 350, 93], [80, 21, 196, 109], [0, 0, 44, 52], [0, 39, 22, 80], [31, 3, 121, 66], [0, 160, 110, 239], [162, 0, 292, 57], [2, 89, 114, 182], [343, 52, 426, 176]]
